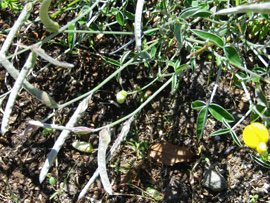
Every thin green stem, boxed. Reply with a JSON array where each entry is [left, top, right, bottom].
[[64, 30, 134, 35]]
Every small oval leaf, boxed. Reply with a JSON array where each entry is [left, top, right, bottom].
[[210, 129, 230, 136], [224, 46, 243, 68], [179, 7, 201, 19], [196, 106, 208, 139], [250, 154, 270, 168], [174, 23, 183, 48], [209, 104, 234, 123], [191, 100, 206, 110], [116, 11, 125, 26], [72, 141, 94, 153], [191, 29, 224, 47]]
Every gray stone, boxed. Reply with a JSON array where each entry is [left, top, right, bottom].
[[202, 168, 227, 192]]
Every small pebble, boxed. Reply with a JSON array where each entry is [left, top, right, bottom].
[[202, 167, 227, 192]]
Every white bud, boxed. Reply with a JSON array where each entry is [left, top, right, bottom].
[[116, 90, 128, 104]]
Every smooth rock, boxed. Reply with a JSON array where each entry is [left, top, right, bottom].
[[202, 168, 227, 192]]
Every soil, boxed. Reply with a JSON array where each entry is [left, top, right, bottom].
[[1, 2, 270, 203]]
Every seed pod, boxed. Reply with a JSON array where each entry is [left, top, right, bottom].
[[98, 128, 112, 195], [39, 0, 59, 32]]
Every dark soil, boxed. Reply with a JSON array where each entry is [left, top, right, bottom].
[[1, 2, 270, 203]]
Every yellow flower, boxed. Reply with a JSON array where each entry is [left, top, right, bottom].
[[242, 122, 269, 154]]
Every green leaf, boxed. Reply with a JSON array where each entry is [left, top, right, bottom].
[[123, 10, 135, 20], [146, 187, 163, 201], [191, 29, 224, 47], [196, 106, 208, 139], [120, 51, 131, 65], [68, 24, 75, 49], [191, 100, 206, 110], [49, 176, 56, 185], [179, 7, 201, 19], [116, 11, 125, 26], [224, 46, 243, 68], [250, 105, 267, 122], [229, 128, 242, 147], [175, 64, 188, 74], [209, 103, 234, 122], [193, 10, 212, 18], [233, 72, 246, 87], [222, 119, 242, 147], [250, 154, 270, 168], [210, 128, 230, 136], [259, 24, 269, 40], [101, 56, 120, 66], [150, 45, 158, 58], [174, 23, 183, 48], [42, 128, 53, 136]]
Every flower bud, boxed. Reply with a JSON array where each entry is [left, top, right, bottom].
[[116, 90, 128, 104], [257, 142, 267, 154]]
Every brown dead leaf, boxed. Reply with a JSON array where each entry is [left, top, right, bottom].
[[149, 141, 195, 166]]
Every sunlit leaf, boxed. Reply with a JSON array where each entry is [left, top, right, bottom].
[[179, 7, 201, 19], [101, 56, 120, 66], [224, 46, 243, 68], [209, 103, 234, 123], [175, 64, 188, 74], [191, 29, 224, 47], [116, 11, 125, 26], [250, 154, 270, 168], [123, 10, 135, 20], [72, 141, 94, 153], [222, 119, 242, 147], [68, 24, 75, 49], [191, 100, 206, 110], [193, 10, 212, 18], [210, 129, 230, 136]]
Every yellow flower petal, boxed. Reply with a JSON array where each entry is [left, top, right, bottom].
[[251, 122, 269, 143], [243, 125, 259, 148], [256, 142, 267, 154], [242, 122, 269, 149]]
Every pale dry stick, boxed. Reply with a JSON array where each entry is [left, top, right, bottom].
[[39, 0, 59, 32], [0, 53, 58, 108], [28, 120, 98, 135], [14, 43, 74, 68], [39, 93, 93, 183], [28, 120, 77, 132], [98, 128, 112, 195], [1, 52, 37, 135], [215, 3, 270, 15], [31, 46, 74, 68], [1, 3, 33, 54], [209, 66, 222, 103], [78, 117, 134, 200], [134, 0, 145, 52]]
